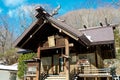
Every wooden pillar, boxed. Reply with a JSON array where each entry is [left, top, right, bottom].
[[30, 77, 33, 80], [84, 77, 86, 80], [36, 46, 41, 80], [52, 55, 54, 74], [95, 77, 97, 80], [95, 46, 98, 68], [65, 38, 70, 80], [107, 77, 109, 80]]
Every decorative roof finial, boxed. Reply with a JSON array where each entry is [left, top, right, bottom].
[[51, 5, 61, 16]]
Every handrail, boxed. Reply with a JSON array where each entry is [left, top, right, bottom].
[[79, 68, 111, 74]]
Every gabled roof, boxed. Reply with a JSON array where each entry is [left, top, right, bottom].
[[13, 6, 116, 51], [80, 26, 115, 45], [46, 16, 82, 40], [13, 7, 87, 50]]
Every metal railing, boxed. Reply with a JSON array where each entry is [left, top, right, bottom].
[[79, 68, 110, 74], [77, 68, 112, 78], [70, 68, 112, 80]]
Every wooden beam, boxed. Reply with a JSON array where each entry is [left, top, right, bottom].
[[40, 43, 74, 50], [36, 46, 41, 80], [51, 23, 79, 41], [24, 59, 40, 63], [65, 38, 70, 80]]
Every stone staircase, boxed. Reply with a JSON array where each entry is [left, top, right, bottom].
[[44, 75, 66, 80]]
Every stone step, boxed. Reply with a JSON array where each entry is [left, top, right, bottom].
[[45, 75, 66, 80], [45, 78, 65, 80], [45, 79, 65, 80]]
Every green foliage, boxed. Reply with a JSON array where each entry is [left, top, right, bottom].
[[118, 49, 120, 54], [114, 28, 120, 59], [17, 53, 36, 78], [114, 28, 120, 46]]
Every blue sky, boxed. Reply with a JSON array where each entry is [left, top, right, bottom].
[[0, 0, 118, 17], [0, 0, 118, 36]]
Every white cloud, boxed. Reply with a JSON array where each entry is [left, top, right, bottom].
[[0, 8, 2, 13], [2, 0, 26, 7], [8, 10, 13, 17], [7, 4, 37, 18], [7, 4, 52, 18]]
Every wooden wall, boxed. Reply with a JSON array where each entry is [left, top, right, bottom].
[[40, 51, 104, 74], [96, 46, 104, 68]]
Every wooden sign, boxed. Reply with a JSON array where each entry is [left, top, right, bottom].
[[48, 36, 55, 47]]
